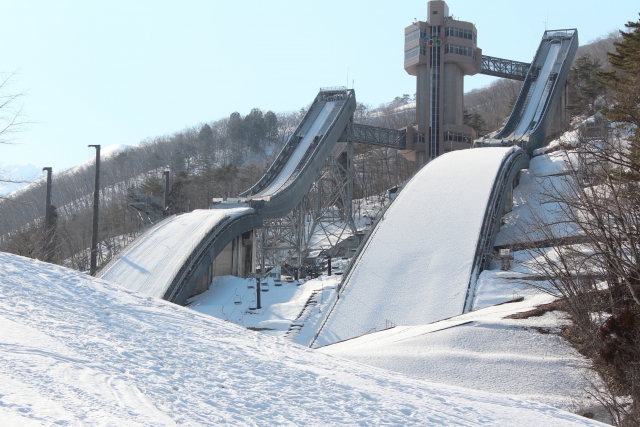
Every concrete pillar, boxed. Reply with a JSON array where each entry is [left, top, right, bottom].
[[213, 240, 233, 277], [236, 236, 242, 277], [416, 65, 429, 137], [443, 63, 464, 125], [231, 237, 238, 277]]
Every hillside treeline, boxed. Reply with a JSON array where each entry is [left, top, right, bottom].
[[0, 96, 415, 270]]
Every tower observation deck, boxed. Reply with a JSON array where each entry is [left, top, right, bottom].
[[402, 1, 574, 170], [401, 0, 481, 169]]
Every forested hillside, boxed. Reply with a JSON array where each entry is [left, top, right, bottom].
[[0, 98, 415, 270]]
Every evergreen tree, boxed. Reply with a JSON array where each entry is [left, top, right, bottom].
[[198, 124, 216, 168], [599, 14, 640, 175], [244, 108, 266, 152], [463, 109, 487, 136], [568, 54, 605, 117], [264, 111, 278, 143]]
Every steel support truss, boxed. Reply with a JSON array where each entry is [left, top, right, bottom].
[[258, 119, 356, 275], [480, 55, 530, 81]]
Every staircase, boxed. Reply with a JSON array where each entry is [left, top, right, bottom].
[[284, 289, 322, 340]]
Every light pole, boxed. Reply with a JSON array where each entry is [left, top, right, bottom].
[[42, 167, 53, 262], [88, 145, 100, 276], [256, 277, 261, 309], [163, 170, 170, 215]]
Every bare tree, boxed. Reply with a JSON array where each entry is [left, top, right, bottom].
[[0, 72, 31, 196], [511, 121, 639, 425]]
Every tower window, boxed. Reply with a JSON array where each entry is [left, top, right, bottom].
[[444, 43, 476, 60], [445, 26, 476, 42]]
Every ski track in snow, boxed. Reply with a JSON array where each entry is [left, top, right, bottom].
[[0, 252, 607, 426]]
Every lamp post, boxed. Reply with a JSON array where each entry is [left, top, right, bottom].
[[88, 145, 100, 276], [163, 170, 170, 215], [42, 167, 53, 262], [256, 278, 261, 309]]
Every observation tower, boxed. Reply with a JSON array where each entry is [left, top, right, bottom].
[[401, 0, 482, 168]]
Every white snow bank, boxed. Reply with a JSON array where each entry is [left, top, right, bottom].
[[315, 147, 515, 346], [0, 252, 607, 426], [189, 274, 326, 335], [496, 151, 583, 246], [322, 265, 600, 413], [101, 208, 252, 297]]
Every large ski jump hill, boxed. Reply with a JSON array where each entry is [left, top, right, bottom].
[[314, 147, 526, 346]]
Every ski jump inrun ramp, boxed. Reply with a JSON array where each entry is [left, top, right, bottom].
[[100, 30, 577, 341]]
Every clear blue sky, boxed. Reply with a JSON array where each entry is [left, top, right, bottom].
[[1, 0, 637, 173]]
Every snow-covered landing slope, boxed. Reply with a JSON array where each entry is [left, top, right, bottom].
[[315, 148, 514, 346], [100, 208, 251, 298], [0, 252, 606, 426], [321, 268, 598, 412]]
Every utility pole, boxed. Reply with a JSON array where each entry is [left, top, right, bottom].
[[88, 145, 100, 276], [42, 167, 53, 262], [163, 170, 170, 216]]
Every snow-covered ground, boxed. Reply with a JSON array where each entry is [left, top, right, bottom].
[[0, 252, 608, 426], [321, 249, 601, 414], [189, 274, 341, 337], [100, 208, 252, 298], [292, 136, 604, 416], [315, 147, 516, 346], [496, 149, 582, 245]]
